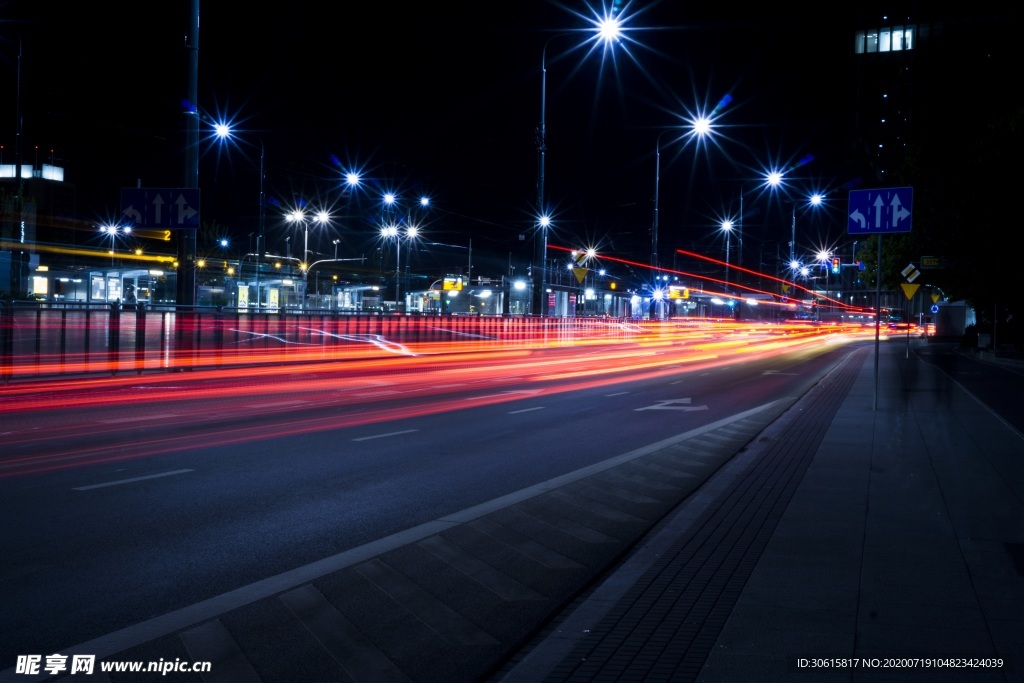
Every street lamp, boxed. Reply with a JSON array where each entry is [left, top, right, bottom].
[[769, 179, 827, 305], [403, 225, 419, 304], [765, 171, 825, 263], [734, 170, 777, 273], [816, 247, 834, 319], [406, 196, 429, 296], [256, 142, 265, 311], [535, 214, 552, 313], [652, 115, 714, 272], [100, 224, 132, 268], [285, 209, 330, 309], [763, 169, 793, 262], [212, 123, 267, 311], [380, 223, 420, 310], [534, 14, 627, 317], [380, 224, 399, 306], [378, 192, 429, 311], [721, 220, 733, 289]]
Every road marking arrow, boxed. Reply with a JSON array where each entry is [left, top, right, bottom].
[[635, 397, 708, 412]]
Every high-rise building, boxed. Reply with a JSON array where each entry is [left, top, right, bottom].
[[847, 6, 1011, 185]]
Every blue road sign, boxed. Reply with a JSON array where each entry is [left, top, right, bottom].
[[120, 188, 201, 229], [847, 187, 912, 234]]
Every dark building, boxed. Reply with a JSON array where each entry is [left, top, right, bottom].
[[847, 6, 1011, 185], [841, 5, 1014, 333], [0, 158, 80, 298]]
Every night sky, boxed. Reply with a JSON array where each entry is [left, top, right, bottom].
[[3, 1, 855, 272]]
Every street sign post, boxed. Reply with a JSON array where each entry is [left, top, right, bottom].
[[120, 188, 201, 229], [848, 187, 915, 410]]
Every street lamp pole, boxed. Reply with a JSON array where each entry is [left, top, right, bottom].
[[535, 36, 555, 317], [383, 223, 419, 310], [653, 116, 713, 276], [287, 209, 329, 310], [403, 226, 419, 307], [738, 191, 744, 269], [212, 124, 265, 312], [651, 132, 667, 274], [394, 231, 402, 306], [534, 18, 625, 317], [721, 221, 732, 289], [255, 142, 264, 311], [790, 203, 796, 264], [379, 223, 399, 309]]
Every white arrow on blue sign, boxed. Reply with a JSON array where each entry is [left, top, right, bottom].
[[847, 187, 912, 235], [120, 188, 201, 229]]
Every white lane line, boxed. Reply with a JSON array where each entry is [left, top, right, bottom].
[[605, 392, 630, 397], [352, 429, 419, 442], [74, 469, 194, 491], [509, 407, 544, 414], [469, 389, 543, 401], [99, 413, 179, 424]]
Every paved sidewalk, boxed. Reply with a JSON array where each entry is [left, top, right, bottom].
[[494, 341, 1024, 682]]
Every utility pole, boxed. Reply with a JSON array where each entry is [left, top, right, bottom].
[[176, 0, 200, 306], [10, 35, 27, 297], [255, 142, 264, 310]]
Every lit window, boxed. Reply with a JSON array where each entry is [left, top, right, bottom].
[[855, 25, 915, 56]]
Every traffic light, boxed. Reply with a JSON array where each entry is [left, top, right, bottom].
[[831, 257, 840, 274]]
